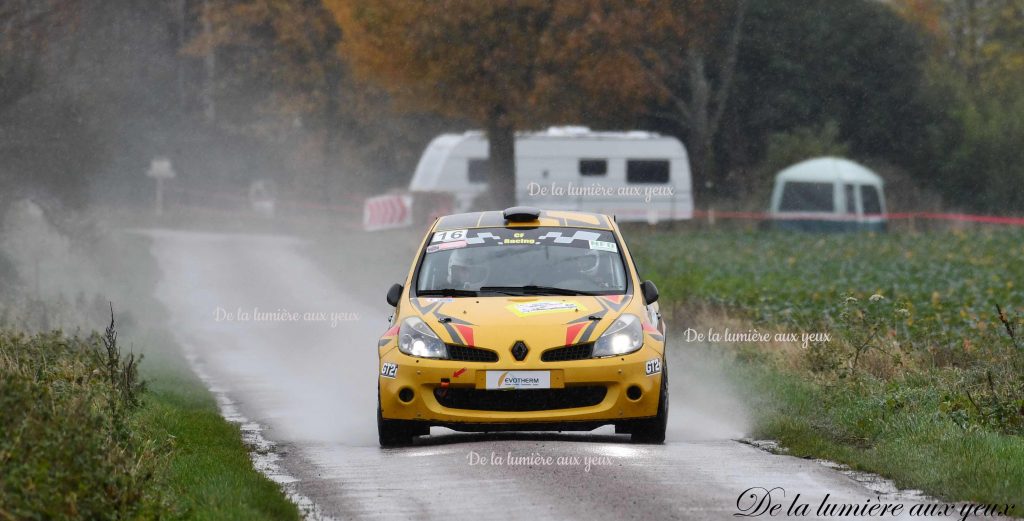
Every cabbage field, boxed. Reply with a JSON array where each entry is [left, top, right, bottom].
[[629, 227, 1024, 505], [630, 228, 1023, 343]]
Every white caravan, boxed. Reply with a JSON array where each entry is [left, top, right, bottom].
[[408, 126, 693, 222]]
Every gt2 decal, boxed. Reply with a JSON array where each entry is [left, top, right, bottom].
[[380, 362, 398, 379], [645, 358, 662, 376]]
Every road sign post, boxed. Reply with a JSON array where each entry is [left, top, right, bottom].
[[146, 157, 177, 216]]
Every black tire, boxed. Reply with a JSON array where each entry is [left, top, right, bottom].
[[631, 365, 668, 444], [377, 394, 417, 447]]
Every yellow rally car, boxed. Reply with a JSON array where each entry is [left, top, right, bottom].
[[377, 206, 667, 446]]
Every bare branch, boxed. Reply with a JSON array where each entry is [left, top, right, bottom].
[[708, 0, 747, 138]]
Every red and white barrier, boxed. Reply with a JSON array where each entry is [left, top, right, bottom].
[[690, 209, 1024, 226], [363, 193, 413, 231]]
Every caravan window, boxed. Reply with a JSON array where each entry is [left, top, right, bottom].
[[779, 182, 834, 212], [861, 185, 882, 214], [468, 159, 489, 183], [579, 159, 607, 176], [626, 160, 670, 183]]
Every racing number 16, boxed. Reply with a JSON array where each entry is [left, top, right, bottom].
[[433, 229, 466, 243]]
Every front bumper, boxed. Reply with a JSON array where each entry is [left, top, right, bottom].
[[378, 345, 664, 426]]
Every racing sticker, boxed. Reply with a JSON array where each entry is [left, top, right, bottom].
[[425, 240, 467, 253], [507, 301, 586, 317], [501, 231, 536, 245], [432, 229, 467, 243], [378, 325, 400, 348], [599, 295, 628, 311], [380, 362, 398, 379], [464, 231, 502, 245], [642, 320, 665, 342], [588, 239, 618, 252], [536, 230, 602, 244], [486, 370, 551, 389], [645, 358, 662, 376]]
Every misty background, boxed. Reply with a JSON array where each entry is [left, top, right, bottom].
[[2, 6, 1022, 515], [3, 0, 1023, 215], [2, 0, 1023, 323]]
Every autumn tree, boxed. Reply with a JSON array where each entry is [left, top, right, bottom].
[[184, 0, 452, 199], [0, 1, 95, 211], [324, 0, 664, 208], [630, 0, 746, 195], [0, 1, 76, 111], [893, 0, 1024, 93], [892, 0, 1024, 211], [184, 0, 343, 198]]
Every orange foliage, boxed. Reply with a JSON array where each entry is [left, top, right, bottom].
[[323, 0, 686, 128]]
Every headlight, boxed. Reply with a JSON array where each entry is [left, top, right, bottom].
[[592, 314, 643, 357], [398, 317, 447, 358]]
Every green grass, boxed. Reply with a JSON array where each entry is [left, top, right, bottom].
[[0, 323, 302, 521], [137, 342, 302, 521], [0, 225, 301, 520], [121, 231, 303, 521], [737, 364, 1024, 506], [628, 227, 1024, 507], [1, 329, 164, 520], [627, 227, 1024, 336]]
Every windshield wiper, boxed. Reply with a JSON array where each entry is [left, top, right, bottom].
[[480, 285, 597, 296], [417, 288, 479, 297]]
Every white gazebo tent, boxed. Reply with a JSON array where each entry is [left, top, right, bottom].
[[769, 157, 886, 231]]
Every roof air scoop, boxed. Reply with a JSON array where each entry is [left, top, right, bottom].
[[503, 206, 542, 222]]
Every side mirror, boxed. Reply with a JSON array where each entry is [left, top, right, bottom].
[[640, 280, 659, 305], [386, 283, 403, 307]]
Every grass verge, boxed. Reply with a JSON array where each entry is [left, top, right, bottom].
[[736, 362, 1024, 507], [0, 226, 301, 520], [134, 324, 301, 521], [120, 229, 303, 521]]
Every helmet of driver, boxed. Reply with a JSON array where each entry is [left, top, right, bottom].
[[447, 248, 489, 288]]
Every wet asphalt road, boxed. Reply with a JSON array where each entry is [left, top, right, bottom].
[[146, 229, 946, 521]]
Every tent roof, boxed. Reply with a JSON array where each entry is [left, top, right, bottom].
[[775, 157, 883, 185]]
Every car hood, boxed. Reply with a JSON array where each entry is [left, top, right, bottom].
[[406, 295, 634, 350]]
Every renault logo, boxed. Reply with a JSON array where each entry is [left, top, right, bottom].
[[511, 341, 529, 361]]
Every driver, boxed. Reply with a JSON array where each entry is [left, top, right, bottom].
[[572, 249, 601, 278], [542, 248, 601, 288], [447, 248, 489, 289]]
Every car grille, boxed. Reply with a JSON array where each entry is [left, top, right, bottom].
[[434, 386, 607, 412], [446, 344, 499, 362], [541, 343, 594, 362]]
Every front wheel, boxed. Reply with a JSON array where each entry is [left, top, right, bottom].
[[377, 394, 422, 447], [630, 366, 668, 444]]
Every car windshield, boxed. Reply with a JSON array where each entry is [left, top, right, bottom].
[[416, 227, 628, 296]]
